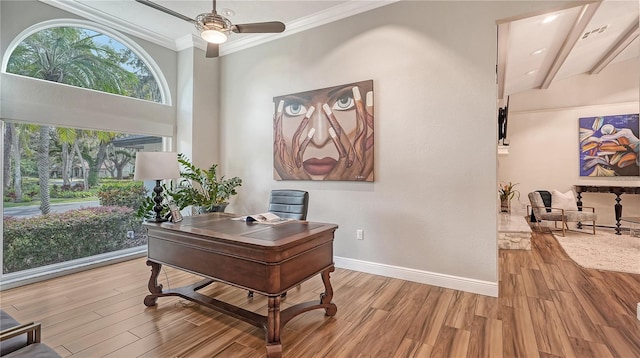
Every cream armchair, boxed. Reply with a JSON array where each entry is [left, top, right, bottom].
[[528, 191, 596, 236]]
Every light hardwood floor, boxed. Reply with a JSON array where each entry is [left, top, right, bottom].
[[1, 230, 639, 357]]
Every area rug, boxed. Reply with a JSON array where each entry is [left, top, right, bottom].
[[553, 229, 640, 275]]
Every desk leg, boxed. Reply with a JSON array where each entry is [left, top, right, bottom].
[[144, 260, 163, 306], [321, 266, 337, 316], [266, 296, 282, 358]]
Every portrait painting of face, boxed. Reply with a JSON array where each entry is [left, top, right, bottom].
[[273, 80, 374, 181]]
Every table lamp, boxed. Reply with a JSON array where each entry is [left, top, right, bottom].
[[133, 151, 180, 222]]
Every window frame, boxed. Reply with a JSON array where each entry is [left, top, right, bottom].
[[0, 19, 175, 289], [1, 18, 171, 105]]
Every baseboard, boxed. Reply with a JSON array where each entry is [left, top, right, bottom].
[[334, 256, 498, 297]]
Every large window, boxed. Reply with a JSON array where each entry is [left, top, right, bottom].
[[1, 21, 172, 288], [5, 25, 163, 103], [2, 123, 164, 277]]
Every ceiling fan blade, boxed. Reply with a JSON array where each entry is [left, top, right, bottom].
[[206, 43, 219, 58], [232, 22, 286, 34], [135, 0, 196, 24]]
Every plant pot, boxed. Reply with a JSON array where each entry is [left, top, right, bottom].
[[194, 203, 228, 215], [500, 198, 510, 213]]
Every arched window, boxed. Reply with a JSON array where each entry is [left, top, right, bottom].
[[2, 19, 170, 104]]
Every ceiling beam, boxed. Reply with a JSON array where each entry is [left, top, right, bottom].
[[589, 20, 639, 75], [540, 2, 600, 89]]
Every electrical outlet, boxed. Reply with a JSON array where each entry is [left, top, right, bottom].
[[356, 229, 364, 240], [127, 231, 135, 239]]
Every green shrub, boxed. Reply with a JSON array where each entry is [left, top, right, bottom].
[[3, 179, 39, 202], [3, 206, 144, 273], [97, 181, 147, 209], [50, 184, 95, 199]]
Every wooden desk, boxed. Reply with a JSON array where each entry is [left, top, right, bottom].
[[143, 213, 338, 358], [575, 185, 640, 234]]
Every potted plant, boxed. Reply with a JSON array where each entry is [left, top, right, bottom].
[[499, 181, 519, 213], [168, 153, 242, 214]]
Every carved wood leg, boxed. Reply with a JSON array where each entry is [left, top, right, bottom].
[[576, 191, 583, 229], [614, 193, 622, 235], [320, 266, 337, 316], [144, 260, 163, 307], [266, 296, 282, 358]]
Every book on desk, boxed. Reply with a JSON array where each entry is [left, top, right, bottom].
[[232, 212, 294, 225]]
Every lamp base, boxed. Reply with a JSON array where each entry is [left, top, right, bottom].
[[145, 217, 168, 223], [150, 179, 167, 223]]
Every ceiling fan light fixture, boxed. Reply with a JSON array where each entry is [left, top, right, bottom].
[[201, 29, 227, 43], [196, 13, 231, 44]]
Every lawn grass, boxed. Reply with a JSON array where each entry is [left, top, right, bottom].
[[3, 196, 99, 208]]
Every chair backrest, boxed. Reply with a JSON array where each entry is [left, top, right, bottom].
[[528, 191, 547, 221], [268, 190, 309, 220]]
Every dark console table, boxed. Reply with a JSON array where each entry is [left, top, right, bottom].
[[575, 185, 640, 235]]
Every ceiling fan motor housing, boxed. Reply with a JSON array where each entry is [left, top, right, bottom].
[[195, 13, 232, 38]]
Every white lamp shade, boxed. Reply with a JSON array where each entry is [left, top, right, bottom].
[[201, 29, 227, 44], [133, 152, 180, 180]]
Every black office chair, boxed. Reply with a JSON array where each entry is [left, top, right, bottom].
[[267, 189, 309, 220], [248, 190, 309, 298]]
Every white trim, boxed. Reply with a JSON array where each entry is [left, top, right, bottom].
[[176, 34, 205, 52], [40, 0, 176, 50], [220, 0, 401, 56], [1, 18, 172, 106], [38, 0, 400, 57], [334, 256, 499, 297], [509, 101, 639, 115]]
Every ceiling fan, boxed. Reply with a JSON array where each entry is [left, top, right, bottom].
[[135, 0, 286, 58]]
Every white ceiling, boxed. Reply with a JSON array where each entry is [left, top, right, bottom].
[[498, 0, 639, 99], [42, 0, 638, 97], [41, 0, 398, 55]]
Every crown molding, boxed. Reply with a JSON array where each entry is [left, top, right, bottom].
[[38, 0, 400, 57], [39, 0, 177, 50], [176, 34, 207, 52], [220, 0, 401, 56]]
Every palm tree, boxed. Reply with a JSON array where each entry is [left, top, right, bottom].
[[55, 127, 77, 188], [37, 126, 52, 214], [7, 27, 135, 91], [3, 124, 13, 191], [10, 124, 24, 201], [6, 27, 137, 214], [3, 123, 37, 202]]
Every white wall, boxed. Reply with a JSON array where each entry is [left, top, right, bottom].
[[500, 58, 640, 226], [176, 46, 221, 175], [217, 1, 574, 296], [192, 49, 221, 168]]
